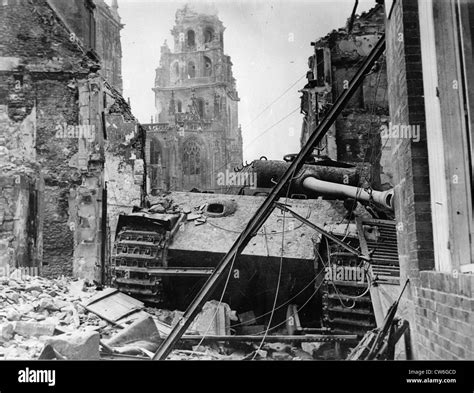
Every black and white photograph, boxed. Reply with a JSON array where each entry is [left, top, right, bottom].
[[0, 0, 473, 390]]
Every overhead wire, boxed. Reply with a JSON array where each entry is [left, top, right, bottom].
[[242, 74, 306, 130], [251, 162, 299, 359]]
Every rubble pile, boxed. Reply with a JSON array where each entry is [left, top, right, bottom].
[[0, 271, 103, 359], [145, 195, 208, 225], [0, 271, 348, 360]]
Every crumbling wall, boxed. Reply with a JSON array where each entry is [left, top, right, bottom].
[[302, 4, 390, 189], [1, 0, 99, 279], [35, 78, 83, 277], [0, 0, 144, 282], [105, 110, 144, 243], [67, 77, 104, 282], [0, 97, 40, 269]]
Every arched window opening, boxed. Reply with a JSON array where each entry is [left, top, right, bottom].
[[172, 62, 179, 79], [183, 139, 201, 176], [187, 61, 196, 78], [176, 100, 182, 113], [187, 30, 195, 47], [204, 27, 214, 43], [197, 98, 205, 118], [150, 139, 162, 165], [149, 139, 163, 189], [203, 56, 212, 77]]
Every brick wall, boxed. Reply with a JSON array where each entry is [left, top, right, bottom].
[[386, 0, 434, 277], [385, 0, 435, 359], [34, 77, 82, 278], [41, 186, 74, 277], [385, 0, 474, 360], [415, 271, 474, 359]]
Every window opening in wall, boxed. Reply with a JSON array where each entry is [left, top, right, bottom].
[[204, 56, 212, 77], [187, 30, 195, 47], [183, 139, 201, 175], [197, 98, 205, 118], [173, 62, 179, 79], [187, 61, 196, 78], [150, 139, 162, 165], [204, 27, 214, 43]]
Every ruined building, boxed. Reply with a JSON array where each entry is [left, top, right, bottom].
[[0, 0, 145, 282], [144, 5, 243, 193], [94, 0, 123, 93], [301, 4, 391, 189], [293, 0, 473, 359], [46, 0, 123, 93]]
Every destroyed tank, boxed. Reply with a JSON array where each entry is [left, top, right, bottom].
[[110, 157, 398, 336]]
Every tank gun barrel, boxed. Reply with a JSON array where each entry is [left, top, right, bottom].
[[301, 176, 395, 211]]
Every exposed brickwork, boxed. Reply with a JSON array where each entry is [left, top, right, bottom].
[[0, 0, 92, 277], [383, 0, 474, 361], [385, 0, 434, 284], [300, 5, 391, 190], [0, 0, 145, 282], [415, 271, 474, 360], [42, 186, 74, 277]]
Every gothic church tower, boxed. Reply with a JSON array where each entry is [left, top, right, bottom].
[[147, 4, 243, 193]]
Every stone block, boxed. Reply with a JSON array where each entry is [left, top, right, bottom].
[[13, 321, 55, 338], [0, 322, 14, 341]]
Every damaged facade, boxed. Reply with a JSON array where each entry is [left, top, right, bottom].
[[293, 0, 473, 359], [300, 4, 391, 189], [144, 5, 243, 194], [0, 0, 145, 283]]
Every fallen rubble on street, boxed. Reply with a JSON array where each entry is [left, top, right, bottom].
[[0, 271, 357, 360]]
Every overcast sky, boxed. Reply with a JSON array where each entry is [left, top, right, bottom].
[[112, 0, 376, 161]]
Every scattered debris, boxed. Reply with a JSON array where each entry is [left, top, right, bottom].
[[0, 270, 356, 360]]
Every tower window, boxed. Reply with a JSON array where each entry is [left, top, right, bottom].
[[183, 139, 201, 175], [176, 100, 182, 113], [204, 27, 214, 43], [150, 139, 162, 165], [187, 30, 195, 47], [197, 98, 205, 118], [203, 56, 212, 77], [187, 61, 196, 78], [172, 62, 180, 79]]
